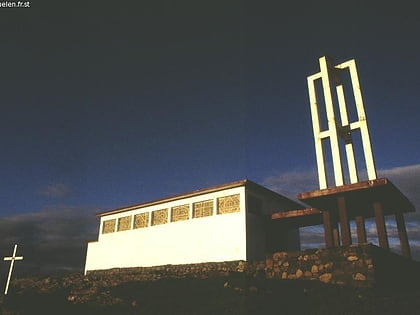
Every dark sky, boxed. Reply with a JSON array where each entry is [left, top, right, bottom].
[[0, 1, 419, 275]]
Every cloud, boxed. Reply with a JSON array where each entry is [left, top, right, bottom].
[[378, 164, 420, 212], [38, 183, 74, 199], [262, 169, 318, 202], [0, 206, 99, 277], [263, 164, 420, 207], [264, 164, 420, 260], [0, 164, 418, 278]]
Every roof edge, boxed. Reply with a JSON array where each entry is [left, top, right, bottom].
[[96, 179, 249, 217]]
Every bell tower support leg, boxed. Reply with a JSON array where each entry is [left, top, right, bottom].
[[322, 210, 334, 248], [373, 201, 389, 250], [395, 213, 411, 259], [355, 215, 367, 244], [337, 196, 352, 246]]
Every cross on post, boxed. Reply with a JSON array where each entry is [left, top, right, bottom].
[[3, 244, 24, 295]]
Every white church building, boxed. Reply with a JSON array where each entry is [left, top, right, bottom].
[[84, 179, 301, 274]]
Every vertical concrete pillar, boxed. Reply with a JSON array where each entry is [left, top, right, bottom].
[[373, 201, 389, 250], [322, 210, 334, 248], [355, 216, 367, 244], [338, 196, 352, 246], [395, 213, 411, 259], [331, 216, 341, 247]]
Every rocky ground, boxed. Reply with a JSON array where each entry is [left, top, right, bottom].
[[1, 272, 420, 314]]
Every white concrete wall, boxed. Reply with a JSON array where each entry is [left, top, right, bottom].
[[85, 187, 247, 274], [245, 187, 301, 259]]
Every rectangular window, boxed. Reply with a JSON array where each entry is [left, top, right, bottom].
[[171, 204, 190, 222], [217, 194, 240, 214], [134, 212, 149, 229], [102, 219, 116, 234], [151, 209, 168, 226], [117, 216, 132, 231], [193, 200, 213, 218]]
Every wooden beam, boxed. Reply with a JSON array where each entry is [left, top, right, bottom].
[[395, 213, 411, 259], [373, 201, 389, 250], [338, 196, 352, 246]]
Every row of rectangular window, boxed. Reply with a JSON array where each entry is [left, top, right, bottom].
[[102, 194, 240, 234]]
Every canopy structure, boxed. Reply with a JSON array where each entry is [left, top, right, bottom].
[[271, 178, 414, 259]]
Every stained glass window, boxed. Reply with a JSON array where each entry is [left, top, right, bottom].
[[134, 212, 149, 229], [171, 204, 190, 222], [102, 219, 116, 234], [117, 216, 132, 231], [217, 194, 240, 214], [193, 200, 213, 218], [151, 209, 168, 226]]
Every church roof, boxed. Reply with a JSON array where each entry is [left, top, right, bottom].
[[96, 179, 301, 217]]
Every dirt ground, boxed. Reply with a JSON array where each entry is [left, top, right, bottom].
[[1, 274, 420, 314]]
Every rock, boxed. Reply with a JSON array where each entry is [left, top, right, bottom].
[[272, 252, 287, 261], [311, 265, 319, 273], [281, 272, 288, 279], [288, 274, 297, 280], [265, 258, 274, 269], [237, 261, 246, 272], [319, 273, 332, 283], [324, 262, 333, 270], [309, 254, 319, 260], [67, 295, 76, 302], [295, 269, 303, 278], [304, 271, 312, 278], [353, 273, 366, 281], [347, 255, 359, 262]]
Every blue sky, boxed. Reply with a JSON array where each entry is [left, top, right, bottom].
[[0, 1, 419, 275]]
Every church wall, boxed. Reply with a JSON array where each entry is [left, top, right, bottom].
[[246, 187, 301, 260], [85, 186, 247, 274]]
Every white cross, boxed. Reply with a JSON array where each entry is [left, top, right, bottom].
[[3, 244, 24, 295]]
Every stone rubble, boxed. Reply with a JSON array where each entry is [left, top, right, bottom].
[[7, 243, 420, 309]]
